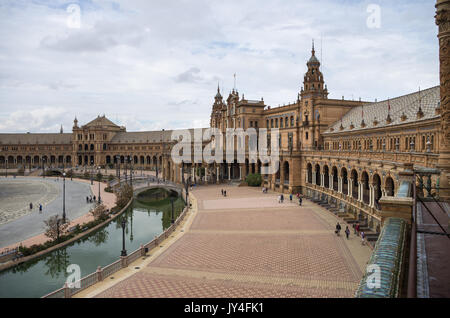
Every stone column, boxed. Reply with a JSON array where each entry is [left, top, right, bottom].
[[320, 174, 324, 187], [217, 166, 220, 183], [369, 185, 374, 208], [228, 165, 231, 181], [349, 179, 353, 197], [338, 177, 342, 193], [358, 182, 362, 201], [312, 172, 316, 185], [436, 0, 450, 200], [329, 175, 333, 190], [239, 165, 243, 180]]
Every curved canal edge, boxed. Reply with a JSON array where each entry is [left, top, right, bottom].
[[0, 199, 134, 273], [43, 187, 192, 298]]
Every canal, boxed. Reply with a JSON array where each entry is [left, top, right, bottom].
[[0, 188, 185, 298]]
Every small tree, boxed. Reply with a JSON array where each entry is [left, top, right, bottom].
[[91, 204, 109, 221], [96, 172, 103, 182], [115, 184, 133, 210], [84, 171, 90, 179], [108, 174, 115, 182], [44, 215, 69, 242]]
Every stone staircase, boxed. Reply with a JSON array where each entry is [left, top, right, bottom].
[[306, 196, 380, 244]]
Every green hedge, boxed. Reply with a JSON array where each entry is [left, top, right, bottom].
[[246, 173, 262, 187]]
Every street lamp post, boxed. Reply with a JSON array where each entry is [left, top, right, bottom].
[[155, 156, 159, 183], [121, 217, 127, 256], [185, 177, 189, 203], [116, 155, 121, 183], [5, 159, 7, 178], [62, 172, 66, 223], [170, 196, 175, 224], [97, 166, 102, 204], [130, 156, 133, 188], [90, 160, 94, 185], [124, 156, 128, 185], [42, 158, 45, 178]]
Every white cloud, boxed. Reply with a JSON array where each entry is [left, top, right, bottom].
[[0, 0, 440, 133]]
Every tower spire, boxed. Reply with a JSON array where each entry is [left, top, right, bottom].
[[312, 39, 315, 56]]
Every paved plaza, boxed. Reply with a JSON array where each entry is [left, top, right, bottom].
[[0, 177, 95, 249], [78, 185, 372, 298]]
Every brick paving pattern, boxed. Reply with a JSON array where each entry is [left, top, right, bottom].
[[95, 185, 371, 298]]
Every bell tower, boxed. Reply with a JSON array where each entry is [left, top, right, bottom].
[[300, 40, 328, 100], [210, 84, 224, 128]]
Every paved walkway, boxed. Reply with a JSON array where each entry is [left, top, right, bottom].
[[0, 177, 115, 252], [77, 185, 372, 298]]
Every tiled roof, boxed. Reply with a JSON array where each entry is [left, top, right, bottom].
[[0, 133, 72, 145], [110, 128, 208, 144], [83, 115, 119, 128], [325, 86, 440, 134]]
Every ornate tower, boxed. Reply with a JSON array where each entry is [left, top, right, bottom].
[[210, 84, 224, 128], [436, 0, 450, 200], [300, 41, 328, 99]]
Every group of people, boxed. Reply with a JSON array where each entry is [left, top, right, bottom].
[[335, 222, 366, 245], [86, 195, 97, 203], [220, 189, 227, 197], [29, 202, 43, 213], [276, 192, 303, 206]]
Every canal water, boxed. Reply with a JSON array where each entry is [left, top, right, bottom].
[[0, 188, 185, 298]]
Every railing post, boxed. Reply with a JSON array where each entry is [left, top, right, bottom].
[[96, 266, 103, 282], [120, 255, 128, 268], [63, 283, 71, 298], [140, 244, 145, 256]]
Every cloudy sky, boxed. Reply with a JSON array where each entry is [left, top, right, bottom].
[[0, 0, 439, 133]]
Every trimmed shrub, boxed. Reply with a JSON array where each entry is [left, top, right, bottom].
[[246, 173, 262, 187]]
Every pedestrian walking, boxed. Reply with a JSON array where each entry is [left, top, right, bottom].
[[355, 223, 360, 236], [345, 226, 350, 240], [290, 194, 293, 202], [281, 194, 284, 203], [361, 231, 366, 245], [224, 190, 227, 197], [29, 203, 33, 210], [335, 222, 341, 236], [39, 204, 42, 213], [278, 195, 281, 203], [299, 197, 303, 206], [221, 189, 224, 196], [86, 196, 89, 203], [93, 195, 96, 201]]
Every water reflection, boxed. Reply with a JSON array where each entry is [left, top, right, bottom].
[[44, 248, 70, 279], [0, 188, 185, 298], [88, 229, 109, 247]]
